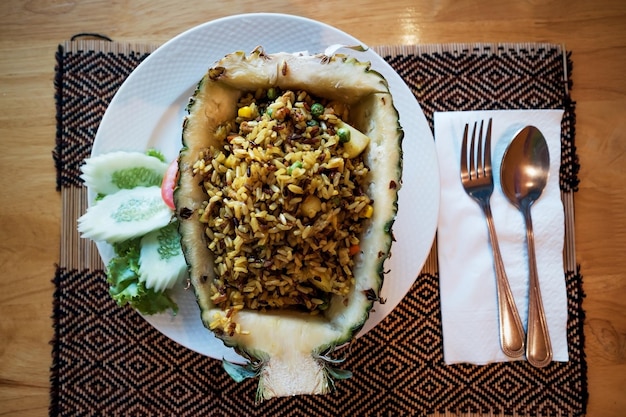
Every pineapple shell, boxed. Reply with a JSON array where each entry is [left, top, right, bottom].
[[175, 47, 403, 400]]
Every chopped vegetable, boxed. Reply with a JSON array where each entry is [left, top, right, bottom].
[[287, 161, 303, 175], [349, 244, 361, 256], [336, 121, 370, 158], [337, 127, 350, 143], [238, 105, 255, 119], [78, 186, 172, 243], [310, 102, 325, 118], [362, 204, 374, 218], [266, 87, 278, 100]]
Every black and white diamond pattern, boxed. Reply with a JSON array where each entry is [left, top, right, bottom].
[[54, 48, 151, 189], [51, 43, 586, 417]]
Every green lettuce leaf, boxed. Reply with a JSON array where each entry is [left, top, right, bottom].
[[106, 238, 178, 315]]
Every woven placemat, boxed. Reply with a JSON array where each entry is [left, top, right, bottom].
[[51, 40, 586, 417]]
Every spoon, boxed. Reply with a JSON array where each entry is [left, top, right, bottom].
[[500, 125, 552, 368]]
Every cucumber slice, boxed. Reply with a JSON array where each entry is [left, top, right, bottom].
[[78, 186, 173, 243], [80, 151, 168, 196], [138, 222, 188, 292]]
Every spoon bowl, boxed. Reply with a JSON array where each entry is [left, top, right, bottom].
[[501, 127, 550, 209], [500, 125, 552, 368]]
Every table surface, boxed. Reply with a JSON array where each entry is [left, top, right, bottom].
[[1, 1, 624, 415]]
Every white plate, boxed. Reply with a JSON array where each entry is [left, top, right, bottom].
[[92, 13, 439, 363]]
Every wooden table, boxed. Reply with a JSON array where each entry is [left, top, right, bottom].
[[1, 1, 624, 415]]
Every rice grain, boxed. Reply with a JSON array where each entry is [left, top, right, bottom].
[[195, 88, 373, 331]]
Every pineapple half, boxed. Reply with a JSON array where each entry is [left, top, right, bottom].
[[175, 47, 403, 400]]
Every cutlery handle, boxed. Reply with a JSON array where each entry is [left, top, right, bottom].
[[483, 203, 526, 358], [523, 206, 553, 367]]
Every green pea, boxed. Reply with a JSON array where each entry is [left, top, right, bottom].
[[311, 103, 325, 118], [267, 87, 278, 100], [306, 119, 319, 127], [337, 127, 351, 143]]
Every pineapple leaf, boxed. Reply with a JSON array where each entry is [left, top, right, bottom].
[[323, 362, 353, 393], [319, 356, 347, 365], [315, 350, 348, 365], [222, 358, 259, 383], [325, 365, 353, 381]]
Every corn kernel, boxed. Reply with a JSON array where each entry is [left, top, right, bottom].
[[238, 106, 254, 118], [362, 205, 374, 218], [224, 154, 237, 168]]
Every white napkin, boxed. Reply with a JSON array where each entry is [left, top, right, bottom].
[[435, 109, 569, 365]]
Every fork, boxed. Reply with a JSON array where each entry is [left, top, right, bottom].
[[460, 119, 525, 359]]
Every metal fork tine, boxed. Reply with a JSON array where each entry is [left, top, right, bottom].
[[461, 123, 469, 180], [484, 118, 493, 177], [469, 122, 477, 179]]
